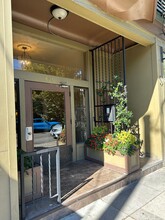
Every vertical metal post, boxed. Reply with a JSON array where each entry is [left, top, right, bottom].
[[56, 147, 61, 203], [40, 154, 44, 197], [20, 154, 25, 220], [48, 153, 52, 198], [122, 37, 126, 86], [32, 155, 34, 202], [91, 50, 96, 126]]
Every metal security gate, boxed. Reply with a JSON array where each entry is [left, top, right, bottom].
[[20, 147, 61, 219], [91, 36, 126, 130]]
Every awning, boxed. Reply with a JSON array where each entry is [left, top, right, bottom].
[[88, 0, 157, 21]]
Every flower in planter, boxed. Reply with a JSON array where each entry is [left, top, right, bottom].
[[85, 133, 106, 151], [103, 133, 118, 155], [103, 131, 140, 156], [85, 125, 108, 151]]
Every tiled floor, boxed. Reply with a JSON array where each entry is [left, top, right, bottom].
[[24, 157, 162, 219], [60, 157, 161, 203], [25, 160, 124, 219], [60, 160, 125, 202]]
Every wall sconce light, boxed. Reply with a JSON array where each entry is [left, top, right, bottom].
[[17, 44, 31, 70], [47, 5, 69, 35]]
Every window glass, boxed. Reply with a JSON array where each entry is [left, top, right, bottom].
[[32, 90, 66, 148], [13, 42, 86, 80], [74, 88, 89, 143]]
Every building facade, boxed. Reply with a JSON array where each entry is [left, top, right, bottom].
[[0, 0, 165, 219]]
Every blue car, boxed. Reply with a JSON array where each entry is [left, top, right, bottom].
[[33, 118, 60, 131]]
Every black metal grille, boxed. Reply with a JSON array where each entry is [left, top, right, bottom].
[[157, 0, 165, 35], [91, 36, 126, 129], [157, 0, 165, 17]]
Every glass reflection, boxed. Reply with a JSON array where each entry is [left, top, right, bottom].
[[74, 88, 89, 143], [32, 90, 66, 148]]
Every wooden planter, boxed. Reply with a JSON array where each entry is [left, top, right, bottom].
[[85, 148, 140, 174], [18, 166, 41, 202]]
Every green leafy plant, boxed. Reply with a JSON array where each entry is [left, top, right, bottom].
[[92, 125, 108, 135], [109, 76, 133, 133], [17, 148, 32, 172], [97, 85, 107, 97], [85, 75, 141, 157]]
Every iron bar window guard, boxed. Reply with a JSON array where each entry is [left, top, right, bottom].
[[90, 36, 126, 132]]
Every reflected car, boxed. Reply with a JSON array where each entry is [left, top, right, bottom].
[[50, 124, 62, 138], [33, 118, 60, 131]]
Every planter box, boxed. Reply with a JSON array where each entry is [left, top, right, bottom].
[[18, 166, 41, 202], [85, 148, 140, 174]]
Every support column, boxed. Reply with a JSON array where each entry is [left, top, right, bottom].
[[0, 0, 19, 219], [70, 85, 77, 161]]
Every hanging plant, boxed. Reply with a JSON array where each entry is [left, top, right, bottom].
[[96, 85, 107, 97], [96, 81, 110, 98]]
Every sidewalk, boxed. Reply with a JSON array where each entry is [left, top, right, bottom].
[[60, 167, 165, 220]]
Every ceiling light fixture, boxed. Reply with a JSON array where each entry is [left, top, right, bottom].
[[47, 5, 69, 35], [51, 5, 68, 20], [17, 44, 31, 70]]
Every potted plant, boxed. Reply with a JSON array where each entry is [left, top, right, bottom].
[[85, 76, 141, 174], [103, 131, 139, 156], [85, 128, 140, 174]]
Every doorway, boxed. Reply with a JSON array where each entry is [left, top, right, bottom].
[[25, 81, 72, 166]]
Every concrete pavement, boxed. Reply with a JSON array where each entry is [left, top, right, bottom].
[[60, 167, 165, 220]]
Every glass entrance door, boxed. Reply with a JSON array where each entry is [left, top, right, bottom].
[[25, 81, 72, 165], [32, 90, 65, 149]]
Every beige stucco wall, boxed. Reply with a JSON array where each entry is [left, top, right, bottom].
[[156, 39, 165, 162], [0, 0, 19, 219], [126, 43, 163, 160]]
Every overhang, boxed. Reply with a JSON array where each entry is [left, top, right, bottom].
[[48, 0, 155, 46]]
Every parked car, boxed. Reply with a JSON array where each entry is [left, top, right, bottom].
[[33, 118, 60, 131], [50, 124, 62, 138]]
